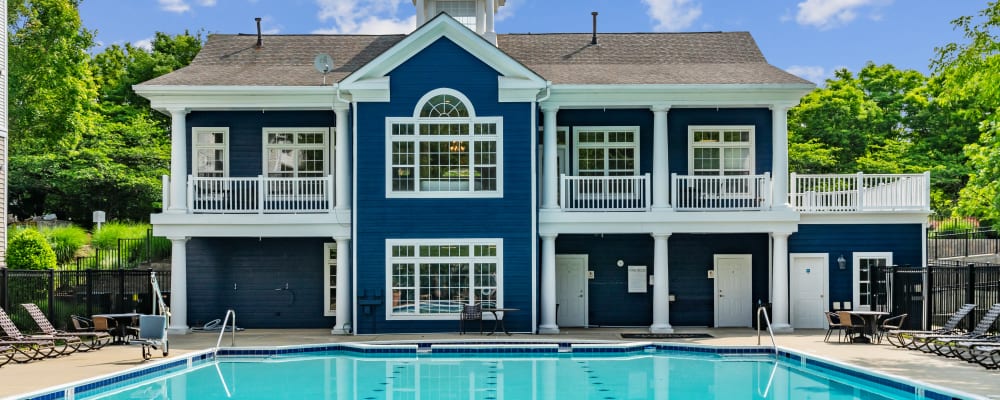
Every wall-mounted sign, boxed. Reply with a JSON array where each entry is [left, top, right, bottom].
[[628, 265, 648, 293]]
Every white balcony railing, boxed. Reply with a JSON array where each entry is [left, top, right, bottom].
[[789, 172, 930, 213], [560, 174, 651, 211], [183, 175, 334, 214], [671, 173, 772, 211]]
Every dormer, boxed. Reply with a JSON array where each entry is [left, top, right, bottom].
[[414, 0, 505, 45]]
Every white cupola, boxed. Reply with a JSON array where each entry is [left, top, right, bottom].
[[414, 0, 505, 45]]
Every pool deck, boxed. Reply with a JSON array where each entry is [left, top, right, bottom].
[[1, 327, 997, 399]]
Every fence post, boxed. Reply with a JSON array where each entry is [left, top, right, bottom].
[[86, 269, 94, 317], [0, 268, 7, 310], [47, 269, 56, 323], [118, 268, 127, 314], [965, 229, 971, 258], [925, 266, 933, 331], [966, 263, 976, 332]]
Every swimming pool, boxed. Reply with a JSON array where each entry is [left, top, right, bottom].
[[19, 342, 979, 400]]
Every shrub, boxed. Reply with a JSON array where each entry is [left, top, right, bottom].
[[41, 225, 89, 264], [8, 228, 58, 270], [91, 222, 149, 250]]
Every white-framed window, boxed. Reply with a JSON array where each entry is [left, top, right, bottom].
[[436, 0, 477, 31], [263, 127, 330, 178], [572, 126, 639, 177], [323, 243, 337, 316], [688, 126, 754, 176], [387, 89, 502, 198], [192, 127, 229, 177], [386, 239, 502, 320], [853, 252, 892, 311]]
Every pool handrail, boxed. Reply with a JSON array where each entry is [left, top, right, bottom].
[[214, 309, 237, 356], [756, 305, 778, 355]]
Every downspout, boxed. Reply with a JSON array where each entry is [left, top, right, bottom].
[[536, 81, 552, 103]]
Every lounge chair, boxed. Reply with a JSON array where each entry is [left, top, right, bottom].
[[963, 343, 1000, 369], [130, 315, 169, 360], [0, 345, 12, 367], [0, 307, 80, 356], [886, 303, 976, 349], [21, 304, 112, 351], [875, 313, 907, 344], [459, 304, 483, 335], [824, 312, 848, 342], [909, 303, 1000, 355], [0, 338, 62, 362]]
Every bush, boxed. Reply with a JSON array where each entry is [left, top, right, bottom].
[[41, 225, 89, 264], [8, 228, 58, 270]]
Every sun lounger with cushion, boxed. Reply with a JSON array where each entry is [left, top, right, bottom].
[[21, 303, 112, 351], [909, 303, 1000, 355], [0, 307, 81, 356], [886, 303, 976, 349]]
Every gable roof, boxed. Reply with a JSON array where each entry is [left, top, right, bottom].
[[138, 30, 811, 87]]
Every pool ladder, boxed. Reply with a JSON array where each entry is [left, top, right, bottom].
[[755, 305, 778, 355], [214, 309, 238, 355]]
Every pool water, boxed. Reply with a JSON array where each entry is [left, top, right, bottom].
[[81, 351, 922, 400]]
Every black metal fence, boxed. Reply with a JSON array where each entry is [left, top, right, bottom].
[[69, 229, 169, 271], [0, 269, 170, 334], [928, 227, 1000, 259], [873, 261, 1000, 332]]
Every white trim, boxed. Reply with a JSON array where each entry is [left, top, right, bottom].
[[687, 125, 755, 176], [384, 238, 504, 321], [571, 126, 640, 176], [789, 253, 830, 329], [544, 84, 812, 108], [261, 127, 332, 177], [323, 242, 337, 317], [412, 88, 477, 118], [191, 127, 229, 177], [134, 85, 343, 113], [530, 100, 539, 332], [852, 251, 892, 311]]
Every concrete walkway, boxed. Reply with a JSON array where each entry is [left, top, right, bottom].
[[1, 328, 997, 399]]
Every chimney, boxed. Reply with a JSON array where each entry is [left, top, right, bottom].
[[591, 12, 598, 45], [255, 17, 263, 48]]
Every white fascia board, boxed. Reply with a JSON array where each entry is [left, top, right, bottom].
[[347, 77, 391, 102], [150, 211, 351, 237], [545, 83, 814, 108], [498, 76, 547, 102], [538, 209, 801, 236], [134, 85, 342, 113], [339, 14, 545, 95], [798, 212, 930, 225]]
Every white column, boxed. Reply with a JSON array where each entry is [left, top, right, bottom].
[[334, 103, 350, 212], [168, 236, 190, 334], [650, 233, 673, 333], [539, 234, 559, 334], [771, 232, 793, 332], [167, 108, 189, 214], [484, 0, 497, 45], [332, 236, 353, 335], [415, 0, 426, 26], [475, 0, 486, 34], [771, 105, 790, 208], [651, 105, 671, 209], [541, 104, 559, 209]]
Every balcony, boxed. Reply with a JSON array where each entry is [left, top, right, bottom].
[[163, 175, 335, 214], [790, 172, 930, 213], [560, 174, 651, 211], [672, 173, 772, 211]]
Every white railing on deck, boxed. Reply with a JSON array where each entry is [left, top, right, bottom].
[[185, 175, 334, 214], [790, 172, 930, 213], [671, 173, 772, 211], [560, 174, 650, 211]]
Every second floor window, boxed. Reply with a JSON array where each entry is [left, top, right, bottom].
[[264, 128, 330, 178], [689, 126, 754, 176], [192, 127, 228, 177], [573, 127, 639, 177]]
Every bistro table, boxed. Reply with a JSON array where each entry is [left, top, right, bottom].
[[92, 313, 142, 344], [847, 310, 889, 344], [482, 308, 519, 336]]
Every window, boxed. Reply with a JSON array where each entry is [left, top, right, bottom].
[[323, 243, 337, 316], [853, 252, 892, 311], [387, 239, 502, 319], [192, 127, 228, 177], [572, 127, 639, 176], [437, 0, 477, 31], [387, 90, 502, 197], [688, 126, 754, 176], [264, 127, 330, 178]]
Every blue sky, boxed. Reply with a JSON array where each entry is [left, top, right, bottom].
[[79, 0, 987, 84]]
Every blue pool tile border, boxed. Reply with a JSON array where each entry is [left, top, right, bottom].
[[14, 341, 982, 400]]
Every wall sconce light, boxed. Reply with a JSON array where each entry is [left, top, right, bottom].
[[837, 254, 847, 270], [616, 260, 624, 268]]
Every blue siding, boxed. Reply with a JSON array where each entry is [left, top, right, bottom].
[[185, 111, 338, 176], [555, 233, 769, 327], [555, 109, 655, 175], [788, 224, 924, 310], [186, 237, 336, 328], [354, 37, 534, 333], [667, 108, 773, 175]]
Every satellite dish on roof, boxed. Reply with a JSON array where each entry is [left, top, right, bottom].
[[314, 53, 334, 84]]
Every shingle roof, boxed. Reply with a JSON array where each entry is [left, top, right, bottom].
[[140, 31, 811, 87]]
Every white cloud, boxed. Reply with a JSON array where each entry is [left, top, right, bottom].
[[795, 0, 891, 30], [496, 0, 521, 22], [134, 37, 154, 51], [641, 0, 702, 32], [197, 0, 217, 5], [158, 0, 190, 13], [314, 0, 415, 34], [786, 65, 828, 84]]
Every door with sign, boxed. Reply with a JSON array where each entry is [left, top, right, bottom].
[[790, 253, 829, 329]]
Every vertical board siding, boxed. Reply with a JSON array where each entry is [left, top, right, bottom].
[[186, 237, 335, 328], [667, 108, 773, 175], [354, 37, 534, 333], [185, 111, 337, 176], [788, 224, 924, 309], [554, 233, 769, 327]]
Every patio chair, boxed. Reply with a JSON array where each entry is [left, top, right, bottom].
[[21, 303, 112, 351], [886, 303, 976, 349], [459, 304, 483, 335], [70, 315, 93, 331], [836, 311, 865, 343], [909, 303, 1000, 355], [0, 307, 80, 356], [875, 313, 907, 344], [824, 312, 848, 342], [129, 315, 169, 360]]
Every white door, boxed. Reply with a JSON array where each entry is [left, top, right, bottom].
[[714, 255, 752, 327], [556, 254, 588, 327], [790, 254, 828, 329]]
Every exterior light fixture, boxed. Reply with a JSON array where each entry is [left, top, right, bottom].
[[837, 254, 847, 270]]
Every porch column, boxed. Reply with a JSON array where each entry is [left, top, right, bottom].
[[541, 104, 559, 209], [650, 233, 673, 333], [167, 236, 190, 334], [334, 103, 350, 212], [651, 105, 671, 209], [539, 233, 559, 333], [771, 105, 790, 208], [484, 0, 497, 44], [167, 108, 189, 214], [415, 0, 425, 26], [332, 236, 353, 335], [771, 232, 793, 332]]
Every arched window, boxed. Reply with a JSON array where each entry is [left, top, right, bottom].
[[387, 89, 502, 197]]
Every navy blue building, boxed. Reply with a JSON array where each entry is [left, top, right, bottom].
[[137, 1, 929, 335]]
